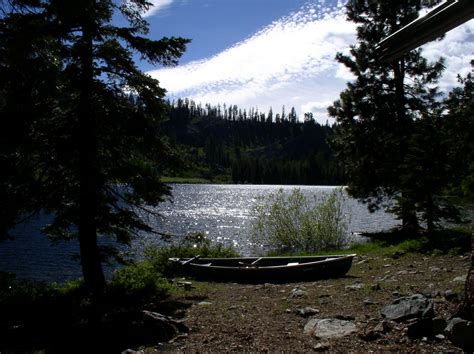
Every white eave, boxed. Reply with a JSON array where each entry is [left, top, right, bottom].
[[376, 0, 474, 62]]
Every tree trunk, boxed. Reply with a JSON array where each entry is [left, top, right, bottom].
[[392, 59, 419, 233], [78, 2, 105, 294], [426, 193, 435, 239]]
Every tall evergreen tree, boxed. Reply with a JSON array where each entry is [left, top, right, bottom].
[[328, 0, 445, 231], [0, 0, 189, 293], [444, 64, 474, 198]]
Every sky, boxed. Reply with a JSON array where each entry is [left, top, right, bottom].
[[139, 0, 474, 124]]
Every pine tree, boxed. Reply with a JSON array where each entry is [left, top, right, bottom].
[[328, 0, 445, 231], [0, 0, 189, 293]]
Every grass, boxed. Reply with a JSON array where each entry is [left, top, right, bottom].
[[266, 226, 472, 258], [350, 226, 472, 256]]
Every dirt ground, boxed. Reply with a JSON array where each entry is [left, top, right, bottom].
[[154, 252, 471, 352]]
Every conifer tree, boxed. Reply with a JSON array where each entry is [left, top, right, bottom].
[[328, 0, 444, 231], [0, 0, 189, 293]]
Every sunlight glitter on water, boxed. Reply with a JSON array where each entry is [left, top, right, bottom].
[[0, 184, 400, 282], [141, 184, 400, 256]]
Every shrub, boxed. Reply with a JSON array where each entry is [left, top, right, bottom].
[[144, 232, 239, 277], [109, 261, 171, 301], [250, 188, 349, 254]]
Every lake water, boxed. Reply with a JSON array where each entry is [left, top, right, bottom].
[[0, 184, 399, 282]]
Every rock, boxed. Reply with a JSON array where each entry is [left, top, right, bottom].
[[445, 317, 474, 351], [374, 320, 393, 334], [443, 289, 457, 301], [313, 342, 330, 351], [345, 283, 365, 291], [296, 307, 320, 317], [142, 311, 189, 342], [197, 301, 212, 306], [288, 289, 308, 299], [363, 298, 377, 306], [406, 318, 433, 338], [430, 267, 441, 272], [371, 283, 381, 291], [359, 329, 381, 341], [316, 319, 357, 339], [381, 294, 434, 322], [452, 275, 467, 283], [305, 318, 357, 339], [176, 281, 193, 290], [304, 318, 320, 335], [391, 251, 405, 259], [432, 317, 447, 334], [435, 334, 446, 340]]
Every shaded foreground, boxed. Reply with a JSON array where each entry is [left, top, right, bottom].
[[0, 247, 471, 352], [168, 252, 470, 352]]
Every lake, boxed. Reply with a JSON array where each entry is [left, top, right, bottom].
[[0, 184, 399, 282]]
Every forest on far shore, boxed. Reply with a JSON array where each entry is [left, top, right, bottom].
[[162, 98, 343, 185]]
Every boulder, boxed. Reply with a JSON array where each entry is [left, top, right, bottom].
[[304, 318, 320, 335], [304, 318, 356, 339], [445, 317, 474, 351], [381, 294, 433, 322], [406, 318, 433, 338]]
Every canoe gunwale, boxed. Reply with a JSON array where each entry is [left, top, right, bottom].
[[181, 254, 356, 271], [169, 254, 356, 282]]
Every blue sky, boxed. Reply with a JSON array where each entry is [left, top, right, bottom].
[[139, 0, 474, 124]]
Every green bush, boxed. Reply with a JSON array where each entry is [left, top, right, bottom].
[[107, 232, 239, 298], [0, 272, 57, 305], [109, 261, 171, 300], [250, 188, 349, 254], [142, 232, 239, 278]]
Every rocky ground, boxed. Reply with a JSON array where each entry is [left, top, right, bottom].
[[145, 252, 472, 352]]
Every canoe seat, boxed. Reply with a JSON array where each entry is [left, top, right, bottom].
[[287, 262, 299, 266]]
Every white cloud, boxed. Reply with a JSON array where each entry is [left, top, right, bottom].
[[421, 19, 474, 89], [147, 2, 473, 124], [143, 0, 173, 18]]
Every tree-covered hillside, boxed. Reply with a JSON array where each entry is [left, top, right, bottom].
[[162, 99, 343, 185]]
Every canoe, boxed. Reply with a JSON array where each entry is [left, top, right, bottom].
[[169, 254, 356, 283]]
